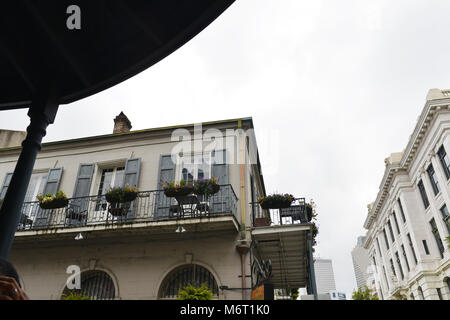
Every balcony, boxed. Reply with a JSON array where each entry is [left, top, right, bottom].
[[14, 185, 239, 239], [250, 198, 314, 290]]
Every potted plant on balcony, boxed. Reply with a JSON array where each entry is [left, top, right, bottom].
[[105, 185, 138, 216], [162, 179, 193, 198], [37, 191, 69, 209], [192, 177, 220, 197], [257, 193, 295, 209]]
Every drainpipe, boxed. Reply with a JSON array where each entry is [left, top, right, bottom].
[[237, 119, 247, 240], [236, 243, 250, 300]]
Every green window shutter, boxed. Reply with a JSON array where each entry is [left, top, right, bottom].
[[123, 158, 141, 188], [33, 169, 63, 230], [155, 154, 176, 218], [211, 149, 229, 213], [72, 164, 95, 213], [119, 158, 141, 221], [43, 168, 63, 196]]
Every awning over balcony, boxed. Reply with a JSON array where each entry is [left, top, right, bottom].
[[252, 224, 312, 289]]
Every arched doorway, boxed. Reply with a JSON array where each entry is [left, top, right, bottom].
[[158, 264, 219, 299], [61, 270, 116, 300]]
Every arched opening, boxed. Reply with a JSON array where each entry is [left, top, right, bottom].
[[61, 270, 116, 300], [158, 264, 219, 299]]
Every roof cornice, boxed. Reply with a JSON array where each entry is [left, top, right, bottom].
[[364, 90, 450, 230]]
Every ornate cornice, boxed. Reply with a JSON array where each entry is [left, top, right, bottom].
[[364, 90, 450, 230]]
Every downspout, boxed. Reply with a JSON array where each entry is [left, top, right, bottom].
[[236, 244, 250, 300], [238, 119, 247, 239]]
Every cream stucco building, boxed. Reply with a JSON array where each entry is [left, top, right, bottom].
[[0, 115, 315, 300], [363, 89, 450, 300]]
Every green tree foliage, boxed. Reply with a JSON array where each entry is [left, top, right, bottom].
[[177, 284, 213, 300], [290, 288, 299, 300], [61, 291, 90, 300], [352, 285, 379, 300]]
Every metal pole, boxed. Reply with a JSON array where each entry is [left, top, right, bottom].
[[307, 230, 318, 300], [0, 97, 58, 259]]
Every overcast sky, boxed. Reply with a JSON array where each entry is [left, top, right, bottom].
[[2, 0, 450, 298]]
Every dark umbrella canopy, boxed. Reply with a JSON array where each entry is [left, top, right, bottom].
[[0, 0, 235, 110], [0, 0, 235, 260]]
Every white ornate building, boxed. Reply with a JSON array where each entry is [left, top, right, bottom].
[[363, 89, 450, 300]]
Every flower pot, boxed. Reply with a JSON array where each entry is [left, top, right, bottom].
[[260, 199, 292, 209], [164, 187, 193, 198], [39, 198, 69, 209], [254, 217, 271, 227], [121, 191, 137, 203]]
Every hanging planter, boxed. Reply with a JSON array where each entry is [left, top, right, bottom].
[[105, 185, 138, 204], [37, 191, 69, 209], [258, 193, 295, 209], [162, 180, 193, 198], [193, 178, 220, 196]]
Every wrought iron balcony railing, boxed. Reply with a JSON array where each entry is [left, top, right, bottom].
[[250, 198, 311, 228], [16, 184, 238, 231]]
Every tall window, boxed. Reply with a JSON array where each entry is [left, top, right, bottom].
[[392, 211, 400, 234], [417, 180, 430, 209], [383, 228, 390, 250], [440, 204, 450, 234], [24, 172, 48, 203], [429, 218, 445, 259], [398, 198, 406, 223], [390, 258, 396, 277], [376, 237, 382, 257], [418, 286, 424, 300], [395, 251, 404, 280], [401, 244, 410, 272], [177, 153, 211, 182], [422, 240, 430, 255], [23, 172, 48, 219], [437, 145, 450, 180], [96, 167, 125, 210], [407, 233, 418, 265], [382, 266, 389, 290], [436, 288, 443, 300], [426, 164, 440, 195], [387, 220, 395, 243]]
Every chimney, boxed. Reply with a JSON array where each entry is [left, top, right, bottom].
[[113, 112, 132, 134]]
